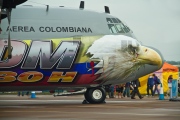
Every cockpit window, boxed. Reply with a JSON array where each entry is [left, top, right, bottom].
[[116, 18, 121, 23], [115, 24, 125, 33], [106, 18, 113, 23], [120, 23, 129, 33], [123, 24, 130, 32], [117, 18, 130, 33], [111, 18, 118, 23], [108, 24, 118, 33], [106, 17, 131, 33]]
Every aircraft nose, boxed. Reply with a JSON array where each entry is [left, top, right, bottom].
[[138, 46, 164, 68], [149, 46, 165, 68], [135, 46, 164, 78]]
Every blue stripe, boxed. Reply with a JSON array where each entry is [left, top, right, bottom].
[[9, 63, 100, 76]]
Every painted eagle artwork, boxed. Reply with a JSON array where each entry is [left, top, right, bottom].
[[86, 35, 162, 83]]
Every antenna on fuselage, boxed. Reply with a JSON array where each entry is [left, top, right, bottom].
[[79, 1, 84, 9], [104, 6, 110, 14]]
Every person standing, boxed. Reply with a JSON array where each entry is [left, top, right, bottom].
[[123, 82, 131, 97], [18, 91, 24, 96], [131, 79, 143, 99], [109, 85, 115, 98], [153, 74, 160, 96], [26, 91, 30, 96], [147, 75, 154, 97], [167, 75, 173, 97], [105, 85, 111, 98], [116, 84, 124, 98]]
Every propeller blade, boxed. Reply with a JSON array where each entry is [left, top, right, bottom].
[[8, 30, 12, 59], [0, 0, 3, 20], [6, 8, 12, 59], [6, 8, 11, 25]]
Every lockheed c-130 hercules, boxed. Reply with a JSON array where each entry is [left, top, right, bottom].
[[0, 0, 164, 104]]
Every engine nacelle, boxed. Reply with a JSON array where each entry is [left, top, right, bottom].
[[0, 0, 27, 20], [2, 0, 27, 9]]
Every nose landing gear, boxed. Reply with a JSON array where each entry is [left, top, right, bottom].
[[83, 87, 106, 104]]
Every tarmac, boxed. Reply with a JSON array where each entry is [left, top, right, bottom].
[[0, 94, 180, 120]]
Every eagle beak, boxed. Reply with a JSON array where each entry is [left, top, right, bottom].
[[137, 46, 163, 68]]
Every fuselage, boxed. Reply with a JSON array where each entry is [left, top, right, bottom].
[[0, 6, 135, 39], [0, 6, 163, 91]]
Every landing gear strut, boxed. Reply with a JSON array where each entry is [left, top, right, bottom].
[[83, 87, 106, 104]]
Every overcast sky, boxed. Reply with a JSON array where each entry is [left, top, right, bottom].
[[21, 0, 180, 61]]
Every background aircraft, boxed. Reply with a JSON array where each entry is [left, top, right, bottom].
[[0, 0, 164, 103]]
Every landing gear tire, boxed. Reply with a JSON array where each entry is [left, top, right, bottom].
[[84, 87, 106, 104]]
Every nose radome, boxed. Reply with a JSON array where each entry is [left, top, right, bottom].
[[147, 46, 165, 68], [137, 46, 164, 69], [133, 46, 164, 80]]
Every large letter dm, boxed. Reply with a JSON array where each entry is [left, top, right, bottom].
[[21, 40, 80, 69]]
